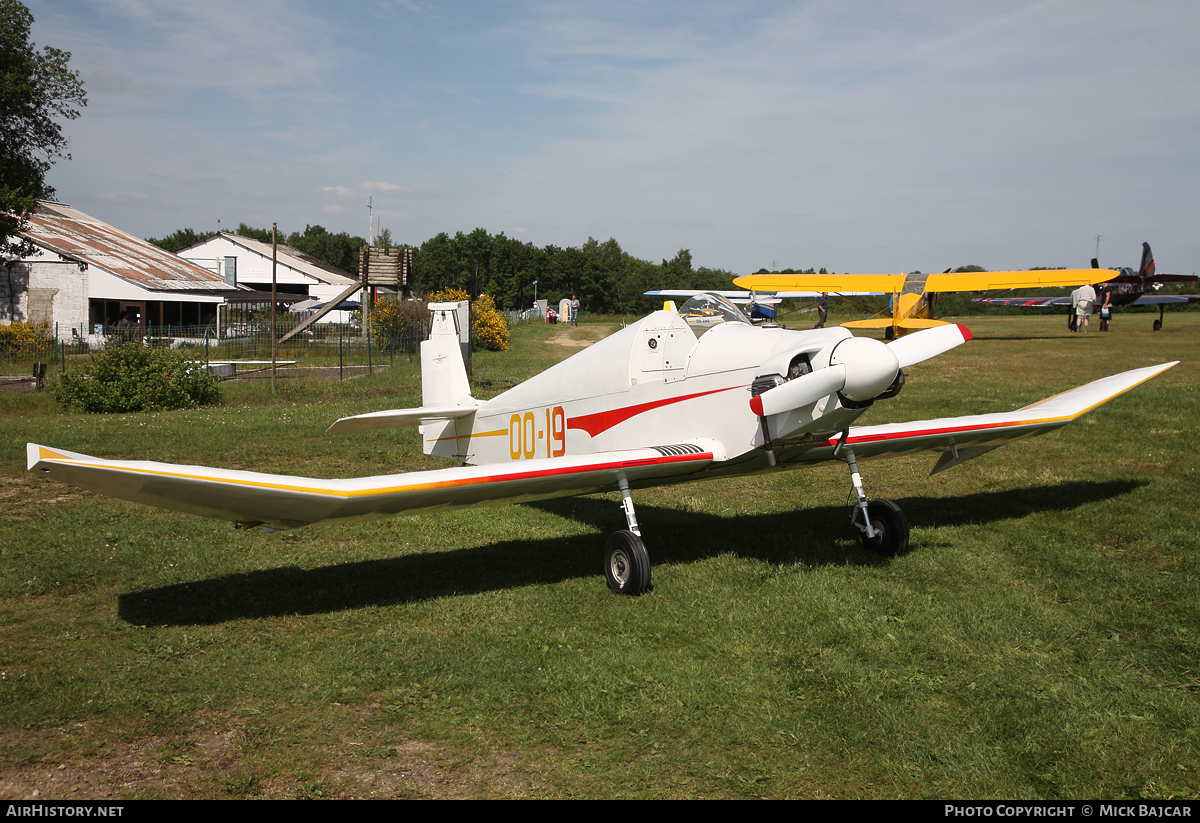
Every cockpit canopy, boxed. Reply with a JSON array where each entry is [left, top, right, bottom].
[[677, 293, 753, 331]]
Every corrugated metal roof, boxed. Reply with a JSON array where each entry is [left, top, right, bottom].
[[23, 201, 226, 291]]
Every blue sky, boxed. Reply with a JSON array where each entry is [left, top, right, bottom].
[[24, 0, 1200, 276]]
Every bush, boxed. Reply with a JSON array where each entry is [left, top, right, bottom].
[[471, 294, 510, 351], [367, 296, 427, 352], [426, 289, 510, 351], [0, 321, 54, 361], [53, 341, 222, 413], [428, 287, 469, 304]]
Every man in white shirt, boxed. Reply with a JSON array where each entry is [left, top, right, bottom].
[[1075, 283, 1097, 333]]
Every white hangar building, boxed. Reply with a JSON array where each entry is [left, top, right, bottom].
[[177, 233, 360, 324]]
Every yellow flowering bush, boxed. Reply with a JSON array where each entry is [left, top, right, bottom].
[[471, 293, 509, 351], [0, 321, 54, 361], [429, 287, 470, 304], [368, 296, 428, 351], [426, 288, 509, 351]]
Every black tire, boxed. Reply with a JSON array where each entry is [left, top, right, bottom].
[[1153, 319, 1162, 331], [604, 530, 651, 595], [860, 499, 910, 557], [884, 326, 895, 340]]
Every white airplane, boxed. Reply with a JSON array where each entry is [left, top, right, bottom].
[[28, 294, 1175, 595]]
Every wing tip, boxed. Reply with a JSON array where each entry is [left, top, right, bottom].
[[27, 443, 72, 470], [957, 323, 974, 342]]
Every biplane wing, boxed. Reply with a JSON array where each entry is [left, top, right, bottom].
[[734, 269, 1109, 336], [734, 270, 1105, 294]]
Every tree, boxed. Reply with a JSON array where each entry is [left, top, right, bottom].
[[1, 0, 86, 258], [147, 228, 206, 252], [287, 224, 366, 275], [235, 222, 274, 243]]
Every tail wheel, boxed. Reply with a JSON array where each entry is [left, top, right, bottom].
[[860, 499, 910, 557], [1153, 319, 1162, 331], [604, 530, 651, 595]]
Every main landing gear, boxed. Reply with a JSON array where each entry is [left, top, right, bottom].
[[605, 473, 651, 595], [603, 441, 913, 594], [836, 436, 910, 557]]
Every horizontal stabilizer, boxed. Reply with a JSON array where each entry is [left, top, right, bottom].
[[326, 404, 479, 434]]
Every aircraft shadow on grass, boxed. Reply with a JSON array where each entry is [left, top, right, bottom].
[[118, 478, 1144, 627]]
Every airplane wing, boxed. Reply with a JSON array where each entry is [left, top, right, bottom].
[[1128, 295, 1200, 305], [734, 273, 905, 293], [644, 289, 880, 300], [789, 362, 1177, 474], [974, 294, 1200, 308], [26, 440, 722, 531], [923, 269, 1104, 292], [736, 270, 1105, 294], [973, 295, 1070, 307]]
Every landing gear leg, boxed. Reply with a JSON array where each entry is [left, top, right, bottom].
[[836, 439, 910, 557], [605, 474, 651, 595], [1153, 306, 1164, 331]]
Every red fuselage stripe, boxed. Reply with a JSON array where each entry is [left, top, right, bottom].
[[567, 386, 743, 438], [829, 418, 1040, 447]]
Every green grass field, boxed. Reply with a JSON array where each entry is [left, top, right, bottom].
[[1, 313, 1197, 799]]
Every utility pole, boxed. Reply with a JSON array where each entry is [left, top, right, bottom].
[[271, 222, 277, 393], [364, 196, 372, 339], [1095, 234, 1103, 261]]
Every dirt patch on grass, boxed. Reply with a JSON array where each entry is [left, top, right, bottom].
[[544, 326, 610, 348], [0, 377, 38, 395], [0, 711, 548, 800]]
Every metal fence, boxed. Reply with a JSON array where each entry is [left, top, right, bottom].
[[506, 307, 545, 325], [0, 318, 432, 379]]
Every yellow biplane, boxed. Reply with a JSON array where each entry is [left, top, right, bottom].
[[734, 267, 1105, 338]]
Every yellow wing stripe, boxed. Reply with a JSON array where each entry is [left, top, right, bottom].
[[35, 450, 713, 502]]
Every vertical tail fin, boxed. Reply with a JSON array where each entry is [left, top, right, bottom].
[[1139, 242, 1156, 282], [422, 301, 473, 408]]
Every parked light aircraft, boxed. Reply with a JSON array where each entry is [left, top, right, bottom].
[[974, 243, 1200, 331], [734, 265, 1111, 338], [28, 295, 1175, 595]]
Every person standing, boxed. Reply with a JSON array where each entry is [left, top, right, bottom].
[[1098, 286, 1112, 332], [815, 292, 829, 329], [569, 294, 580, 327], [1068, 287, 1080, 332], [1075, 282, 1097, 333]]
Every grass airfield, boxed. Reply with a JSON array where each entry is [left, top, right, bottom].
[[0, 312, 1197, 799]]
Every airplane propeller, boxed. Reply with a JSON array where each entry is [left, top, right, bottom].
[[749, 324, 973, 417]]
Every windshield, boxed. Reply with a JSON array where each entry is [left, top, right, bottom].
[[677, 293, 753, 329]]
